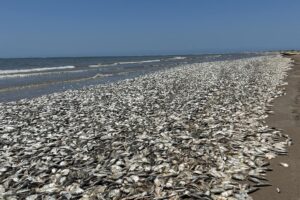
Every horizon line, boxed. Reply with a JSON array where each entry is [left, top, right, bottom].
[[0, 49, 285, 59]]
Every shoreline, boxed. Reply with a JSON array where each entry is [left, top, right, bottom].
[[0, 55, 293, 199], [0, 53, 263, 103], [252, 54, 300, 199]]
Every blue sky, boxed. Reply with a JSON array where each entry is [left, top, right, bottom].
[[0, 0, 299, 58]]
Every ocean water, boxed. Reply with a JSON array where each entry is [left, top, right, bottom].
[[0, 54, 261, 102]]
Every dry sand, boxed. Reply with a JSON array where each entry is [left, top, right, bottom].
[[252, 54, 300, 200]]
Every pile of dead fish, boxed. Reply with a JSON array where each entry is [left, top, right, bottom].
[[0, 55, 292, 200]]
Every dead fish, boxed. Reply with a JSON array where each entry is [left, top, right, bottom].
[[280, 162, 289, 167], [276, 187, 281, 193], [0, 55, 292, 200], [254, 182, 272, 187]]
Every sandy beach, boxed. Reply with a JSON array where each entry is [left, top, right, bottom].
[[252, 54, 300, 200]]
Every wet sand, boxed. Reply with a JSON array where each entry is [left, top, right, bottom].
[[252, 54, 300, 200]]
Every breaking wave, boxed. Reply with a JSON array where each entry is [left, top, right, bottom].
[[0, 66, 75, 75], [117, 59, 161, 65], [88, 63, 117, 68], [167, 56, 186, 60], [88, 59, 161, 68]]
